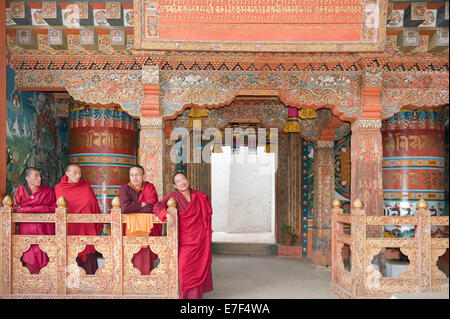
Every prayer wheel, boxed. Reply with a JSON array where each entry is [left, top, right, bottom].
[[382, 108, 445, 237], [69, 105, 138, 215]]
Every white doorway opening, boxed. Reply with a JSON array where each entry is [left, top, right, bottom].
[[211, 146, 276, 244]]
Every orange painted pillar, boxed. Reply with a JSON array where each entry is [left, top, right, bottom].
[[350, 65, 384, 238], [140, 66, 164, 199], [350, 119, 383, 221]]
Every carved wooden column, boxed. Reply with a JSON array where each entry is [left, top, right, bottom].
[[350, 119, 383, 236], [55, 196, 67, 295], [140, 66, 164, 199], [1, 196, 13, 294], [415, 200, 432, 293], [312, 140, 335, 267], [331, 199, 343, 285], [350, 199, 367, 297], [110, 197, 123, 295], [350, 118, 385, 279], [351, 63, 384, 236]]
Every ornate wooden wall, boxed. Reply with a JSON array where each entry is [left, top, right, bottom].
[[331, 199, 449, 298], [0, 196, 179, 298], [0, 0, 6, 198]]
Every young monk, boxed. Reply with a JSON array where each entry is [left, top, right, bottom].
[[54, 164, 103, 274], [153, 172, 213, 299], [119, 165, 160, 275], [13, 167, 56, 274]]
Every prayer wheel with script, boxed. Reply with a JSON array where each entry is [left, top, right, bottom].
[[69, 105, 138, 216], [381, 109, 446, 237]]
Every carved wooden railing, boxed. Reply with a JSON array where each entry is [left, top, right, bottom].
[[331, 198, 449, 298], [0, 195, 178, 298]]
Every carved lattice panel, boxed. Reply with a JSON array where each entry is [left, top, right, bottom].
[[66, 237, 114, 295], [11, 242, 57, 295]]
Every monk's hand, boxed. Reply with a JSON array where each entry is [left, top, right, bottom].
[[166, 207, 177, 231], [166, 213, 176, 231], [141, 202, 147, 207]]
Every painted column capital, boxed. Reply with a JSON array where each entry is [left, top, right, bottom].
[[361, 66, 383, 88], [314, 140, 334, 149], [140, 117, 163, 130], [351, 119, 382, 131], [142, 66, 160, 85]]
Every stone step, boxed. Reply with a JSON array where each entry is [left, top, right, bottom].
[[212, 242, 278, 256]]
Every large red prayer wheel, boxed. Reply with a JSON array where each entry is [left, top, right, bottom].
[[382, 108, 445, 237], [69, 105, 138, 215]]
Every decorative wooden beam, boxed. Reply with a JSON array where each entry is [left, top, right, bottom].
[[48, 28, 67, 50], [436, 2, 449, 27], [9, 1, 32, 25], [79, 2, 94, 26], [403, 2, 427, 27], [429, 27, 449, 52], [106, 2, 124, 26], [110, 28, 126, 51], [79, 28, 98, 51], [15, 28, 37, 49], [42, 1, 63, 26], [397, 28, 420, 51], [320, 116, 343, 141]]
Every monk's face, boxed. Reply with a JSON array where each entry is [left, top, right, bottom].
[[26, 170, 42, 189], [66, 165, 82, 184], [129, 167, 144, 188], [173, 173, 189, 192]]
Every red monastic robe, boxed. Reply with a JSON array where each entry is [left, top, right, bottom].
[[55, 175, 103, 274], [153, 189, 213, 299], [119, 181, 160, 275], [13, 184, 56, 274]]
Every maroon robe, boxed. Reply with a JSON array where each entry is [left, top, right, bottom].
[[13, 184, 56, 274], [153, 189, 213, 299], [55, 175, 103, 274], [119, 181, 160, 275]]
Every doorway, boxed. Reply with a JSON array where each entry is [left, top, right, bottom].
[[211, 146, 276, 244]]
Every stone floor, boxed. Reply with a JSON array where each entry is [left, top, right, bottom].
[[205, 254, 336, 299], [204, 254, 449, 299], [212, 232, 275, 243]]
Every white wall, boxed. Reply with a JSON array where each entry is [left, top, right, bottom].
[[211, 146, 275, 242]]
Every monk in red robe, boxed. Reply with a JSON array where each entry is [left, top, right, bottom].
[[13, 167, 56, 274], [153, 172, 213, 299], [54, 164, 103, 275], [119, 165, 160, 275]]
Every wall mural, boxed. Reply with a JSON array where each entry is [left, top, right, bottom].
[[6, 66, 69, 195]]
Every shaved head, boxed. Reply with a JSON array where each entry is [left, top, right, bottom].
[[23, 167, 42, 189], [23, 167, 39, 178], [66, 163, 81, 173], [66, 164, 82, 183]]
